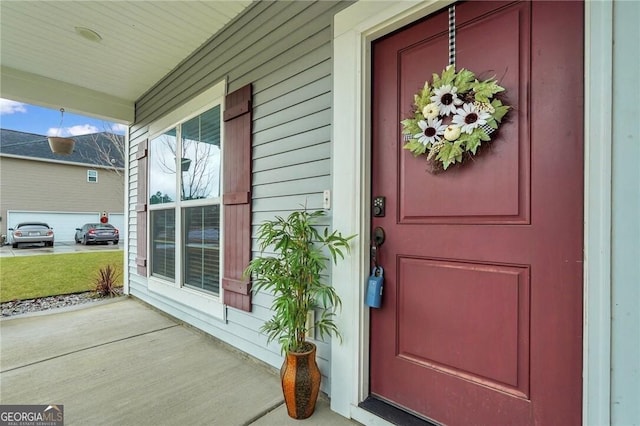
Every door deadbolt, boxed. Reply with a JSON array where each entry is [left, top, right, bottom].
[[373, 196, 386, 217]]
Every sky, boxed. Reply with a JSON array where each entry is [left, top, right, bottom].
[[0, 98, 126, 137]]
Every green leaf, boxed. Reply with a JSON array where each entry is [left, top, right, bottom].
[[466, 133, 483, 154], [453, 68, 475, 93], [478, 129, 491, 142], [458, 128, 490, 154], [432, 72, 441, 87], [472, 79, 505, 103], [439, 65, 456, 86], [415, 86, 432, 109], [436, 141, 463, 169], [403, 139, 427, 156], [491, 98, 503, 108], [401, 118, 420, 134], [465, 138, 481, 155], [492, 104, 510, 123]]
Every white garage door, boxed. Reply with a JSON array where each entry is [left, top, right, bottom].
[[7, 211, 125, 243]]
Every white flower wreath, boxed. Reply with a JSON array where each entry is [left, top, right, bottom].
[[401, 65, 510, 171]]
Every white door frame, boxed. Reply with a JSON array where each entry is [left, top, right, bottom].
[[330, 1, 612, 425]]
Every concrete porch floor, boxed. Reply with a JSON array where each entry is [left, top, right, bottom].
[[0, 298, 360, 426]]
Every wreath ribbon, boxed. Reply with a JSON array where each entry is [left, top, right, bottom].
[[448, 5, 456, 69]]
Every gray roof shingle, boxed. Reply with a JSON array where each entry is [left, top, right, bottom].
[[0, 129, 125, 168]]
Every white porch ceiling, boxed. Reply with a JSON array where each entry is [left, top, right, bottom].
[[0, 1, 252, 123]]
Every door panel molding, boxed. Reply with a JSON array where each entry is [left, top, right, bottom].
[[397, 2, 531, 225], [395, 256, 530, 397]]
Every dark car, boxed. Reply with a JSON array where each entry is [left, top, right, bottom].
[[187, 227, 219, 244], [75, 223, 119, 245], [8, 222, 55, 248]]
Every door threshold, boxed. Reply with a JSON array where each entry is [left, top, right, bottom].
[[359, 396, 439, 426]]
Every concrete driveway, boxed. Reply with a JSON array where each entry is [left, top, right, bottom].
[[0, 241, 122, 258], [0, 298, 359, 426]]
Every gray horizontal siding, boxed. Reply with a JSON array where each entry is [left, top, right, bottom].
[[126, 0, 353, 395], [254, 66, 332, 121], [253, 110, 332, 146], [255, 143, 331, 175], [254, 88, 332, 134], [252, 176, 331, 199], [253, 126, 331, 158]]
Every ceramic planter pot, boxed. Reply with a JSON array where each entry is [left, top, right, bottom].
[[48, 137, 75, 155], [280, 342, 321, 419]]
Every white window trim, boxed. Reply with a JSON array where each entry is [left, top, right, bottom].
[[147, 79, 227, 321], [149, 80, 226, 137], [331, 1, 608, 425], [87, 169, 98, 183], [123, 128, 131, 295]]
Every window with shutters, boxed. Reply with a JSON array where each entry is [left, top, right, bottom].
[[147, 82, 224, 302], [142, 80, 251, 316]]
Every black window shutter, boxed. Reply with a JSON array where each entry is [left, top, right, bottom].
[[136, 139, 148, 276], [222, 84, 252, 311]]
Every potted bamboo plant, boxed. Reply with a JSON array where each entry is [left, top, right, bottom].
[[244, 208, 354, 419]]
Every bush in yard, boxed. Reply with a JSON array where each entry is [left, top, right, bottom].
[[94, 264, 121, 297]]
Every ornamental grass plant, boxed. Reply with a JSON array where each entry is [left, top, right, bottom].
[[94, 264, 121, 297]]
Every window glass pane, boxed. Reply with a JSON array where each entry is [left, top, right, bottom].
[[180, 106, 221, 201], [151, 209, 175, 280], [149, 130, 177, 204], [183, 205, 220, 295]]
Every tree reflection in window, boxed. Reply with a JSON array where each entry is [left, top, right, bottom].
[[149, 131, 177, 204], [180, 106, 221, 201]]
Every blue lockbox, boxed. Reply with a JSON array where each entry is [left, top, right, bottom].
[[365, 267, 384, 308]]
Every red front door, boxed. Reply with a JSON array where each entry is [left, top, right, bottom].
[[370, 1, 584, 425]]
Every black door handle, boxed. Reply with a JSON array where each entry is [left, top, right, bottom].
[[373, 227, 385, 247]]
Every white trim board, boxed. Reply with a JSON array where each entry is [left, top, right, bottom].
[[331, 1, 610, 424], [583, 2, 612, 424]]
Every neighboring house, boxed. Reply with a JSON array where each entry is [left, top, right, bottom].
[[0, 129, 125, 243]]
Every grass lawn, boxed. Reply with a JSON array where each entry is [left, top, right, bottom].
[[0, 251, 124, 302]]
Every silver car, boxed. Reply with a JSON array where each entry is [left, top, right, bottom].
[[75, 223, 119, 245], [9, 222, 55, 248]]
